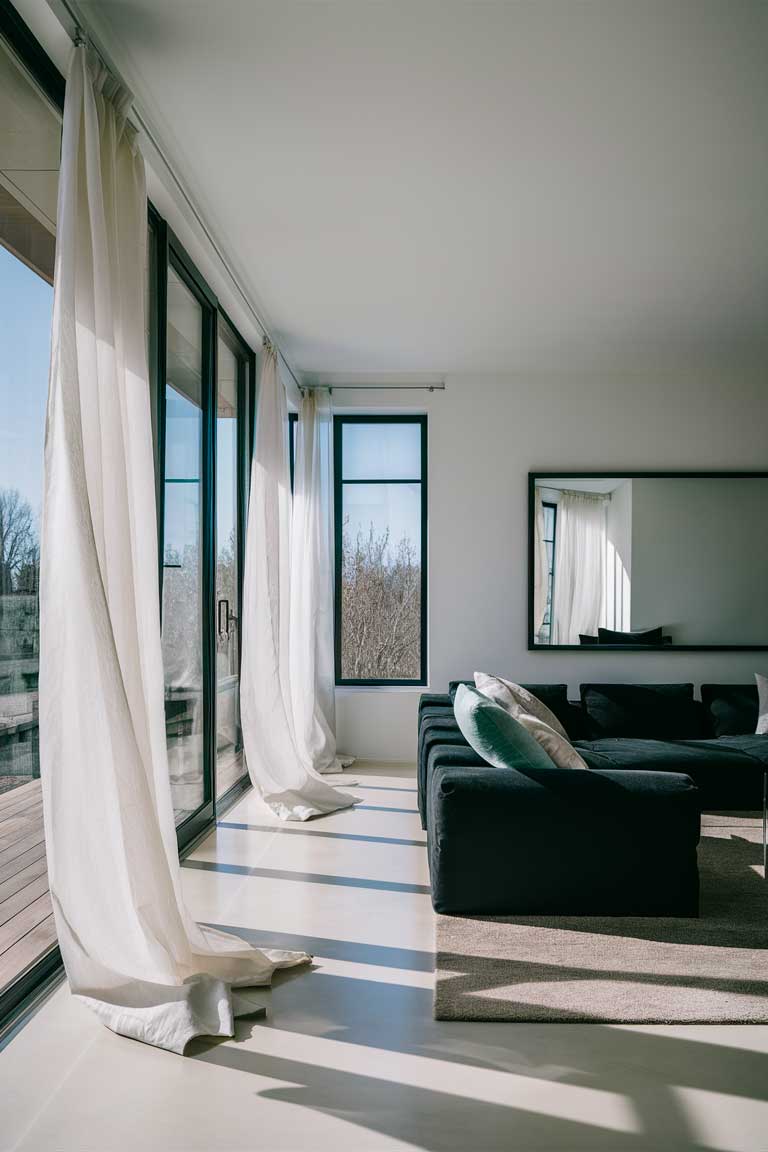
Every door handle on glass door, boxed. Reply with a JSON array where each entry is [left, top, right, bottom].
[[218, 598, 230, 637]]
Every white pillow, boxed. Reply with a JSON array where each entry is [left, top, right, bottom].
[[511, 708, 589, 770], [756, 673, 768, 735], [474, 672, 569, 740]]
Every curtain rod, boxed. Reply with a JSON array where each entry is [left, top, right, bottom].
[[303, 382, 446, 393], [55, 0, 304, 396]]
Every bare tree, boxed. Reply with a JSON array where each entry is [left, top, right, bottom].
[[0, 489, 38, 596], [340, 518, 421, 680]]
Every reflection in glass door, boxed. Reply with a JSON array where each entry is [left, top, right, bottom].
[[161, 265, 205, 824], [152, 230, 254, 839], [215, 327, 246, 799]]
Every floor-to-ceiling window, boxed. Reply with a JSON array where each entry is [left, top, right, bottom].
[[162, 262, 208, 826], [0, 3, 255, 1025], [215, 322, 250, 800], [0, 19, 61, 1017], [150, 224, 255, 847]]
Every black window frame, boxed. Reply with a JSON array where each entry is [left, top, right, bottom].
[[536, 500, 557, 644], [333, 413, 428, 687], [150, 222, 256, 849]]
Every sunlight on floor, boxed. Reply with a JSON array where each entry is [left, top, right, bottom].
[[2, 763, 768, 1151]]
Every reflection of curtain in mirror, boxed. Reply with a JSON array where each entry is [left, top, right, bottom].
[[551, 492, 607, 645], [533, 490, 549, 635]]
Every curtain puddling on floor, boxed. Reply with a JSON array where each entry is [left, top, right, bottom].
[[39, 44, 310, 1055], [240, 350, 357, 819]]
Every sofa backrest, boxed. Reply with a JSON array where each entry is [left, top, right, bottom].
[[444, 679, 761, 742]]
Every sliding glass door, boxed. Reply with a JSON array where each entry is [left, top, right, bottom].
[[162, 263, 207, 825], [215, 324, 250, 800], [150, 224, 254, 847]]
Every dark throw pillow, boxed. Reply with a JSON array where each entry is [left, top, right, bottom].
[[700, 684, 759, 738], [597, 626, 663, 646], [580, 683, 704, 740]]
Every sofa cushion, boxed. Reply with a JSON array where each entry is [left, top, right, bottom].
[[418, 693, 453, 719], [454, 684, 557, 772], [474, 672, 569, 738], [417, 717, 468, 826], [449, 681, 592, 740], [473, 672, 588, 768], [597, 626, 663, 646], [700, 684, 760, 737], [574, 735, 765, 810], [580, 683, 705, 740]]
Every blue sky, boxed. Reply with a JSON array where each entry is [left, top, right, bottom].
[[0, 245, 52, 522], [341, 421, 422, 560], [0, 240, 420, 565]]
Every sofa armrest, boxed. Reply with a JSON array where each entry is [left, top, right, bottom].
[[417, 727, 477, 828], [428, 764, 700, 916], [418, 693, 453, 718]]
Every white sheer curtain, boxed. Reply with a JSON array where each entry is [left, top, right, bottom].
[[40, 46, 309, 1055], [240, 348, 357, 818], [290, 389, 352, 773], [551, 491, 607, 645], [533, 489, 549, 636]]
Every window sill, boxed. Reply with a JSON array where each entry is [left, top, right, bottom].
[[335, 684, 428, 694]]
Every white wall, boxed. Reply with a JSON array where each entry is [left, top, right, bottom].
[[335, 372, 768, 762], [630, 477, 768, 644]]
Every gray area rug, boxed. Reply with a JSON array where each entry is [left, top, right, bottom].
[[435, 816, 768, 1022]]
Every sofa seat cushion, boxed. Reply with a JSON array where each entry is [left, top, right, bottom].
[[574, 736, 765, 809], [713, 734, 768, 764]]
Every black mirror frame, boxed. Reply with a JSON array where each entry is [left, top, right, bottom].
[[527, 470, 768, 652]]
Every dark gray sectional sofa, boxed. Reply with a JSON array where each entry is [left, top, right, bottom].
[[420, 681, 767, 917]]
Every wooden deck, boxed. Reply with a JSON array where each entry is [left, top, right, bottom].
[[0, 779, 55, 998], [0, 760, 248, 1000]]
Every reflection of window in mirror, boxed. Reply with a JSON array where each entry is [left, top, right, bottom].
[[533, 473, 768, 649], [537, 502, 557, 644]]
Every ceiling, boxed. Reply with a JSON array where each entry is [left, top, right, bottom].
[[79, 0, 768, 376], [0, 35, 60, 280]]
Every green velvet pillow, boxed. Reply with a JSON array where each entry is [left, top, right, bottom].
[[453, 683, 557, 771]]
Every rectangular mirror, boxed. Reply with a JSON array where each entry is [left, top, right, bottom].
[[528, 472, 768, 650]]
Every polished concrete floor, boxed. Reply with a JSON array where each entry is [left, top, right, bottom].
[[2, 763, 768, 1151]]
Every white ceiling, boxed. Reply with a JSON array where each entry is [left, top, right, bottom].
[[80, 0, 768, 376], [0, 36, 60, 232]]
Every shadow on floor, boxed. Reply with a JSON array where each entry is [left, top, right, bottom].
[[189, 928, 768, 1150], [191, 1009, 768, 1152]]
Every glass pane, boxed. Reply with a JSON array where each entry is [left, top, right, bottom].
[[340, 482, 422, 679], [215, 330, 244, 800], [162, 268, 204, 824], [342, 421, 420, 480], [0, 36, 60, 998]]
